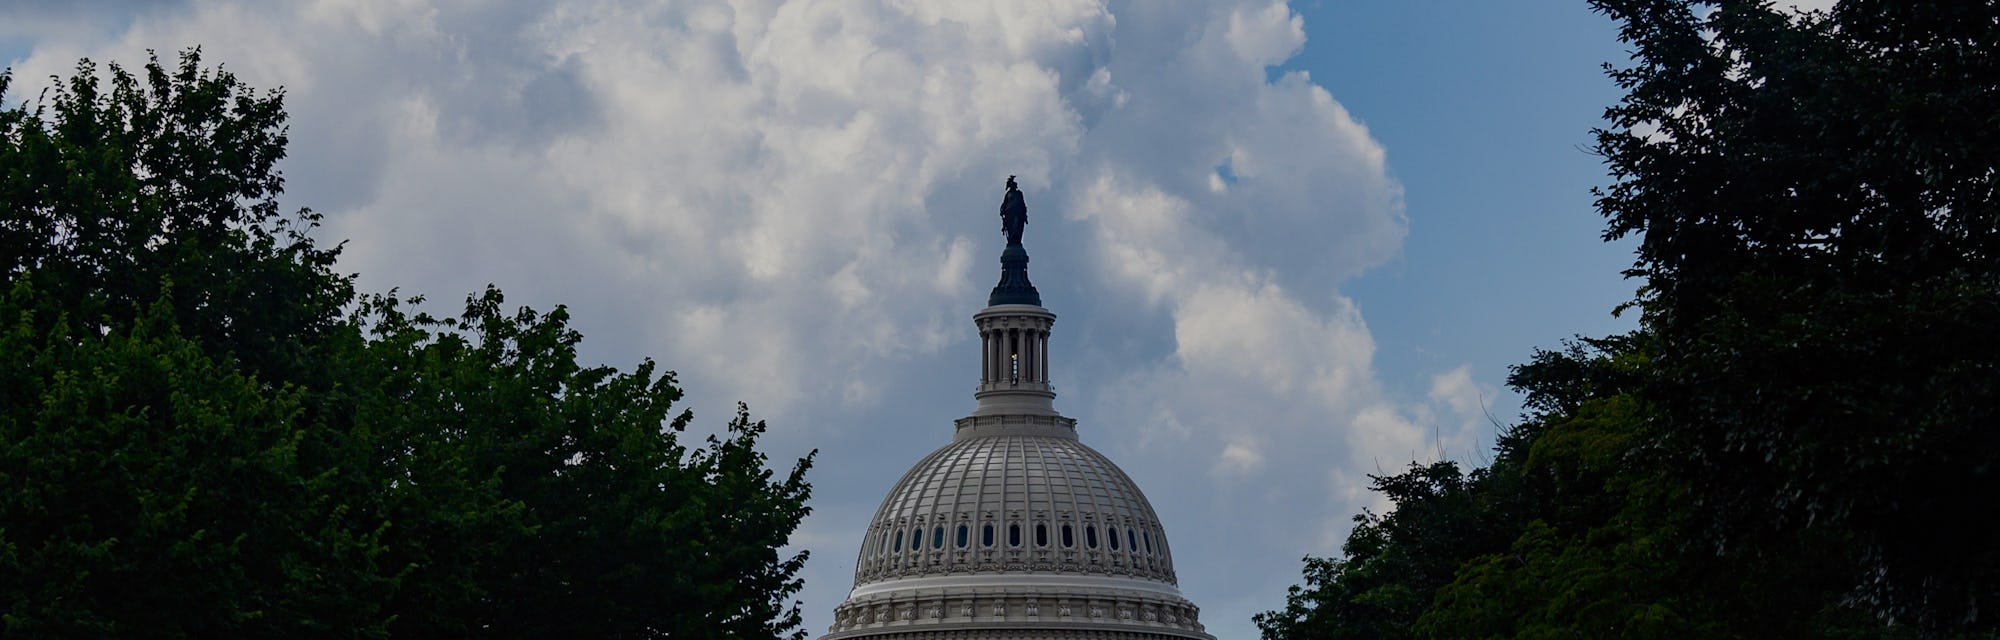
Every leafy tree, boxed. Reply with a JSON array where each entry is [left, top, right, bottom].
[[1, 49, 387, 637], [337, 289, 814, 638], [1260, 334, 1907, 639], [2, 51, 814, 638], [1592, 0, 2000, 631], [1261, 0, 1998, 636], [0, 285, 398, 636], [1256, 338, 1685, 640], [0, 52, 347, 384], [1253, 460, 1499, 640]]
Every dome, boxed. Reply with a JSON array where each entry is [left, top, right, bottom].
[[821, 179, 1210, 639], [852, 419, 1177, 586], [823, 416, 1210, 639]]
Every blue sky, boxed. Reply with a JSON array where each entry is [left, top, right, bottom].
[[5, 2, 1654, 637], [1295, 0, 1639, 410]]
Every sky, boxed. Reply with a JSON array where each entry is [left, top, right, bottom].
[[0, 1, 1707, 637]]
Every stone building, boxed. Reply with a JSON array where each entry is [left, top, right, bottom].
[[821, 181, 1212, 640]]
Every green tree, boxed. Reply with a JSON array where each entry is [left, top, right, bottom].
[[1, 49, 388, 637], [1255, 337, 1688, 640], [2, 51, 815, 638], [1260, 334, 1903, 639], [0, 285, 398, 636], [0, 52, 347, 384], [1591, 0, 2000, 631], [337, 289, 814, 638], [1261, 0, 1998, 636], [1253, 460, 1500, 640]]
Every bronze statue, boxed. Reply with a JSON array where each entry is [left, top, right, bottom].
[[1001, 175, 1027, 245]]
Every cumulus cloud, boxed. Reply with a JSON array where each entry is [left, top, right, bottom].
[[5, 1, 1481, 636]]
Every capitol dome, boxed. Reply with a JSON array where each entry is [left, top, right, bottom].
[[822, 180, 1211, 640]]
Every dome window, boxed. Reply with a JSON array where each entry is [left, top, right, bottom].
[[1108, 527, 1120, 550], [1143, 530, 1153, 554], [1127, 528, 1138, 552], [933, 527, 945, 550], [1061, 524, 1074, 548], [956, 525, 969, 548], [1086, 526, 1099, 549], [982, 524, 995, 547], [1009, 524, 1022, 547], [1035, 524, 1048, 547], [894, 530, 904, 552], [911, 527, 923, 551]]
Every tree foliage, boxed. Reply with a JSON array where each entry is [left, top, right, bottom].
[[1593, 0, 2000, 630], [1262, 0, 1998, 637], [1, 50, 814, 638]]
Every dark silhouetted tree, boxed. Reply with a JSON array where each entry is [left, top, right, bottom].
[[1, 50, 814, 639]]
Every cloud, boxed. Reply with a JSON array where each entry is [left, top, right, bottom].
[[7, 2, 1474, 636]]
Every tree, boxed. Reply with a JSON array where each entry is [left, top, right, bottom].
[[1, 50, 814, 638], [1253, 460, 1500, 640], [1591, 0, 2000, 631], [1261, 1, 1999, 636], [1254, 337, 1708, 640], [337, 289, 814, 638], [2, 49, 389, 637], [1259, 334, 1910, 639], [0, 285, 399, 637], [0, 52, 347, 384]]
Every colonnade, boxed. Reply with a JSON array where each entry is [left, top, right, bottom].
[[980, 324, 1049, 385]]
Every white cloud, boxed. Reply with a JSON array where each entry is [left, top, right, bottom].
[[1225, 1, 1305, 67], [6, 2, 1451, 636]]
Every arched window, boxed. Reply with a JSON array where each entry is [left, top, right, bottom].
[[912, 527, 923, 551], [1143, 530, 1153, 554], [1035, 524, 1048, 547], [1009, 524, 1023, 547], [933, 526, 945, 550], [1061, 524, 1075, 548], [982, 524, 995, 547], [894, 530, 904, 552], [956, 525, 969, 548], [1086, 525, 1099, 549], [1127, 528, 1138, 552], [1108, 526, 1120, 550]]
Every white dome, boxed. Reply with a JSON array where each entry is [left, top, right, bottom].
[[823, 416, 1211, 639], [853, 419, 1177, 586], [821, 183, 1209, 639]]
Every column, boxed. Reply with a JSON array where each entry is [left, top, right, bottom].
[[1023, 326, 1036, 383], [1039, 330, 1049, 382]]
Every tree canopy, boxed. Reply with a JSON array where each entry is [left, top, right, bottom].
[[1, 50, 814, 638], [1260, 0, 1998, 637]]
